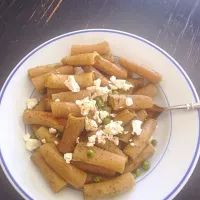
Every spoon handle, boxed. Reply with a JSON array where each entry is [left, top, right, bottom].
[[165, 102, 200, 111]]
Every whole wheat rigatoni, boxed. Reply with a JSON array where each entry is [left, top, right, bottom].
[[58, 114, 85, 153], [119, 57, 162, 84], [93, 57, 127, 79], [51, 102, 81, 118], [62, 52, 100, 66], [45, 72, 94, 89], [71, 41, 110, 55], [31, 151, 67, 193]]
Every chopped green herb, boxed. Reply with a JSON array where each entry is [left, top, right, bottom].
[[93, 176, 102, 183], [102, 117, 111, 125]]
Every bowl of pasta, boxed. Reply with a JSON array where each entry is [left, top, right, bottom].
[[0, 29, 199, 200]]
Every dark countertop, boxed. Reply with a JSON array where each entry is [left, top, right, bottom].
[[0, 0, 200, 199]]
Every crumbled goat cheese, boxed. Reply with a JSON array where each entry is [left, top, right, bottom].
[[75, 97, 97, 116], [109, 76, 133, 91], [126, 97, 133, 106], [86, 79, 111, 99], [55, 99, 60, 102], [64, 75, 80, 92], [93, 111, 102, 123], [87, 135, 97, 147], [64, 153, 73, 164], [85, 117, 98, 131], [112, 137, 119, 146], [54, 141, 58, 145], [110, 113, 116, 118], [27, 98, 38, 109], [49, 128, 57, 134], [130, 142, 135, 146], [132, 120, 143, 136], [76, 137, 80, 144], [99, 111, 109, 120], [41, 139, 46, 143], [26, 139, 41, 151], [129, 138, 133, 142], [103, 120, 124, 136], [124, 131, 128, 135], [23, 133, 31, 142]]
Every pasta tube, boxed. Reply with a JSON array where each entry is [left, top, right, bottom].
[[74, 66, 84, 74], [31, 151, 67, 193], [52, 90, 91, 102], [51, 102, 81, 118], [93, 57, 127, 79], [119, 57, 162, 84], [124, 143, 155, 173], [40, 143, 87, 189], [83, 172, 135, 199], [47, 88, 69, 95], [109, 94, 153, 111], [126, 78, 145, 92], [71, 41, 110, 55], [62, 52, 100, 66], [73, 142, 127, 173], [28, 62, 63, 78], [35, 126, 59, 143], [31, 66, 74, 92], [45, 72, 94, 89], [123, 119, 157, 160], [72, 161, 116, 177], [23, 110, 66, 132], [101, 52, 114, 63], [119, 110, 148, 143], [83, 66, 109, 86], [114, 109, 136, 125], [134, 83, 158, 97], [58, 114, 85, 153]]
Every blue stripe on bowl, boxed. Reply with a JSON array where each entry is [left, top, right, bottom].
[[0, 29, 199, 200]]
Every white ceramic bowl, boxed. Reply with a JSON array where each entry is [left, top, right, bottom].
[[0, 29, 199, 200]]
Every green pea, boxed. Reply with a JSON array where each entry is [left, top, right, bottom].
[[93, 176, 102, 183], [132, 173, 137, 179], [151, 139, 157, 146], [135, 168, 141, 177], [142, 161, 150, 171], [112, 90, 118, 94], [87, 150, 94, 157], [103, 117, 111, 125]]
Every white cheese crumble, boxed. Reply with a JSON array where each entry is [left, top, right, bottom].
[[86, 78, 111, 99], [75, 97, 97, 116], [99, 111, 109, 120], [85, 117, 98, 131], [124, 131, 128, 135], [93, 111, 102, 123], [54, 141, 58, 145], [23, 133, 31, 142], [109, 76, 133, 91], [132, 120, 143, 136], [27, 98, 38, 109], [64, 153, 73, 164], [25, 139, 41, 151], [49, 128, 57, 134], [126, 97, 133, 106], [87, 135, 97, 147], [130, 142, 135, 146], [55, 99, 60, 102], [103, 120, 124, 136], [129, 138, 133, 142], [76, 137, 80, 144], [41, 139, 46, 143], [64, 75, 80, 92], [110, 113, 116, 118]]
